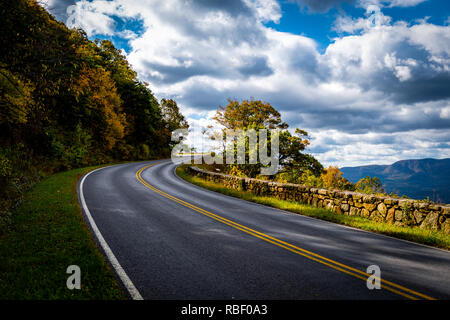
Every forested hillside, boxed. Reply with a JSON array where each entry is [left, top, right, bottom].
[[0, 0, 187, 231], [341, 158, 450, 203]]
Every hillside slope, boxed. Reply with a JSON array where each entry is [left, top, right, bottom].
[[341, 158, 450, 203], [0, 0, 188, 233]]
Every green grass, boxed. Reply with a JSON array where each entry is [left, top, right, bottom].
[[0, 165, 125, 299], [177, 165, 450, 250]]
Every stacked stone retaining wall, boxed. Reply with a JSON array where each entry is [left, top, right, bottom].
[[188, 166, 450, 234]]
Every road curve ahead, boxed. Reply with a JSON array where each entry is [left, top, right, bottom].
[[78, 160, 450, 300]]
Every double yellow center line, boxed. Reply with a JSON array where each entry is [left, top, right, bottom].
[[136, 163, 435, 300]]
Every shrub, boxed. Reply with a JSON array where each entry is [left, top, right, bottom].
[[355, 176, 385, 195]]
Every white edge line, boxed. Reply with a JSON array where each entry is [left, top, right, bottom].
[[79, 166, 144, 300]]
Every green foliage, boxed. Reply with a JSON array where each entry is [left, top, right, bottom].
[[228, 165, 248, 177], [161, 98, 189, 132], [213, 98, 288, 130], [140, 143, 151, 159], [278, 130, 324, 179], [299, 169, 324, 187], [0, 155, 12, 178], [160, 98, 190, 152], [0, 165, 125, 299], [321, 166, 355, 190], [0, 145, 38, 233], [208, 99, 390, 197], [48, 123, 92, 169], [0, 0, 188, 232], [401, 203, 414, 226], [0, 66, 34, 125], [355, 176, 385, 194], [212, 99, 322, 179]]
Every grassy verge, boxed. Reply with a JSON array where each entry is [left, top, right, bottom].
[[0, 164, 125, 299], [177, 165, 450, 250]]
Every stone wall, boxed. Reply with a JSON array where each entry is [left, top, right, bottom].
[[188, 166, 450, 234]]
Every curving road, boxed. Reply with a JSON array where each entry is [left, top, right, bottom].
[[78, 160, 450, 300]]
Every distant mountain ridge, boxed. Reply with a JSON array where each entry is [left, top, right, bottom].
[[340, 158, 450, 204]]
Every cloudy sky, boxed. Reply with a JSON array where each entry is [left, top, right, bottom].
[[43, 0, 450, 167]]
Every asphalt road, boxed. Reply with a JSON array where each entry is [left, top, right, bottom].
[[78, 160, 450, 300]]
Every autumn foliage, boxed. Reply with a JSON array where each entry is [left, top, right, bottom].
[[0, 0, 187, 230]]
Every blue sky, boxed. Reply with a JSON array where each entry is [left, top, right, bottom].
[[45, 0, 450, 167], [266, 0, 450, 51]]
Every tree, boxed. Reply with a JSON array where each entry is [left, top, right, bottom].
[[0, 0, 189, 220], [213, 99, 287, 130], [212, 99, 322, 179], [0, 67, 34, 126], [158, 98, 189, 154], [72, 65, 126, 150], [161, 98, 189, 132], [321, 166, 354, 190], [299, 169, 323, 187], [278, 129, 323, 178], [355, 176, 385, 194]]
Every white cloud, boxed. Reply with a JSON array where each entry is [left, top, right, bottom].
[[359, 0, 428, 9], [46, 0, 450, 166], [387, 0, 428, 8], [324, 21, 450, 104], [383, 53, 417, 81], [393, 65, 412, 81], [244, 0, 281, 23], [66, 0, 129, 36], [334, 4, 391, 33], [293, 0, 427, 13], [440, 106, 450, 119], [309, 128, 450, 167]]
